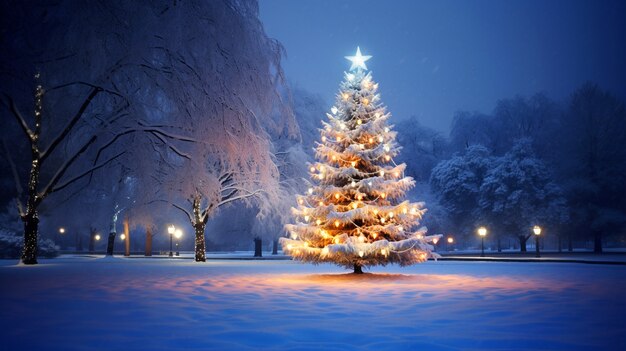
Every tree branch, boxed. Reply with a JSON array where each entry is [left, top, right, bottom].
[[1, 93, 34, 142], [172, 203, 194, 224], [40, 86, 102, 162], [2, 139, 25, 216], [50, 151, 125, 194]]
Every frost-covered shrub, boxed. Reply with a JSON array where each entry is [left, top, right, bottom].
[[0, 229, 59, 259]]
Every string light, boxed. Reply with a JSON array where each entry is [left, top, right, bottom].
[[310, 166, 316, 172], [316, 219, 322, 225], [304, 215, 310, 222], [351, 161, 357, 167], [352, 203, 358, 209], [394, 171, 400, 178], [381, 249, 387, 255], [322, 136, 327, 142], [378, 136, 384, 142], [384, 127, 390, 133], [342, 93, 349, 100], [385, 155, 390, 161], [384, 145, 390, 152], [381, 193, 386, 199], [357, 119, 362, 125], [380, 170, 385, 176], [319, 201, 324, 206], [381, 217, 386, 223], [334, 220, 340, 227], [331, 106, 338, 114], [322, 247, 329, 255], [358, 251, 364, 257], [335, 193, 340, 199], [389, 212, 394, 218], [351, 180, 356, 187], [357, 194, 363, 200], [362, 98, 369, 106], [369, 137, 374, 143], [308, 188, 313, 194]]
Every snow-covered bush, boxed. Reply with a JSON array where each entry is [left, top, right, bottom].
[[0, 229, 59, 259]]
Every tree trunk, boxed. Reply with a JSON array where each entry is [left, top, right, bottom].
[[194, 222, 206, 262], [254, 237, 262, 257], [77, 233, 83, 251], [21, 211, 39, 264], [353, 263, 363, 274], [145, 227, 152, 256], [106, 232, 116, 256], [593, 231, 602, 253], [518, 235, 528, 252], [123, 217, 130, 256], [88, 228, 96, 253], [272, 239, 278, 255]]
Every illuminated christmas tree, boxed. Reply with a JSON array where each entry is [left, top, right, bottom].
[[281, 47, 441, 273]]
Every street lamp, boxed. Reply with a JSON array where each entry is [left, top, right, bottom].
[[120, 233, 126, 241], [167, 225, 175, 257], [447, 237, 454, 251], [478, 227, 487, 257], [174, 229, 182, 256], [59, 227, 65, 234], [95, 234, 101, 241], [533, 225, 542, 258]]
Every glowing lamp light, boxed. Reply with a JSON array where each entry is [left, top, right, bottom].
[[381, 249, 387, 255], [402, 208, 408, 214], [357, 195, 363, 200], [385, 155, 390, 161], [533, 225, 542, 236], [362, 98, 369, 106], [334, 220, 340, 227], [120, 233, 126, 240], [95, 234, 101, 241], [394, 171, 400, 178], [335, 193, 340, 199], [291, 233, 297, 239], [384, 127, 390, 133], [384, 145, 390, 152], [380, 193, 386, 199], [369, 137, 374, 143], [380, 170, 385, 177], [298, 199, 304, 205], [410, 207, 417, 214], [337, 136, 342, 142], [432, 237, 440, 244], [332, 155, 337, 161], [322, 247, 329, 255], [478, 227, 487, 237], [357, 119, 362, 125], [331, 106, 338, 114], [352, 203, 358, 209], [417, 234, 423, 239], [321, 230, 328, 238], [310, 166, 316, 173], [322, 136, 327, 142], [59, 227, 65, 234], [351, 180, 356, 187], [358, 235, 365, 243], [398, 226, 403, 232], [316, 219, 322, 225], [351, 161, 357, 167], [381, 217, 386, 223], [287, 244, 293, 250], [308, 188, 313, 194], [304, 242, 309, 248], [447, 237, 454, 244], [319, 201, 324, 206], [373, 209, 379, 215], [304, 215, 310, 222], [342, 93, 349, 100], [378, 136, 384, 142], [358, 251, 364, 257], [168, 225, 175, 235], [175, 229, 183, 239], [375, 113, 380, 118], [372, 233, 378, 239], [340, 123, 346, 130], [389, 212, 394, 218]]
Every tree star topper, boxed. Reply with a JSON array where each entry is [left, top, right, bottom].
[[345, 46, 372, 71]]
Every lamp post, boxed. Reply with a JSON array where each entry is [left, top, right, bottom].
[[447, 237, 454, 252], [174, 229, 182, 256], [478, 227, 487, 257], [533, 225, 542, 258], [167, 225, 175, 257]]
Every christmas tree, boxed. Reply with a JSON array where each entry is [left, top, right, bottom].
[[281, 47, 441, 273]]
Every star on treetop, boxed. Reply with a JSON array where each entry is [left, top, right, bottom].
[[345, 47, 372, 71]]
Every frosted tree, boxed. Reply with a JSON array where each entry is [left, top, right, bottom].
[[281, 48, 441, 274]]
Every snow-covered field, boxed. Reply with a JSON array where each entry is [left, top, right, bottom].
[[1, 257, 624, 351]]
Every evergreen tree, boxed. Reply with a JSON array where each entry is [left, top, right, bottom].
[[281, 48, 440, 273]]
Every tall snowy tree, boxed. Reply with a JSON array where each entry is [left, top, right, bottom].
[[281, 48, 440, 274]]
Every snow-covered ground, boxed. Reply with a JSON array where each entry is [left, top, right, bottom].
[[1, 257, 624, 351]]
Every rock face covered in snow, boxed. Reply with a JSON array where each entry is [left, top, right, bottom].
[[282, 56, 441, 272]]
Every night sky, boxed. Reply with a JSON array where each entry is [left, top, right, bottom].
[[260, 0, 626, 131]]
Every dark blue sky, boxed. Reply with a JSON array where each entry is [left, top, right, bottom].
[[259, 0, 626, 132]]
